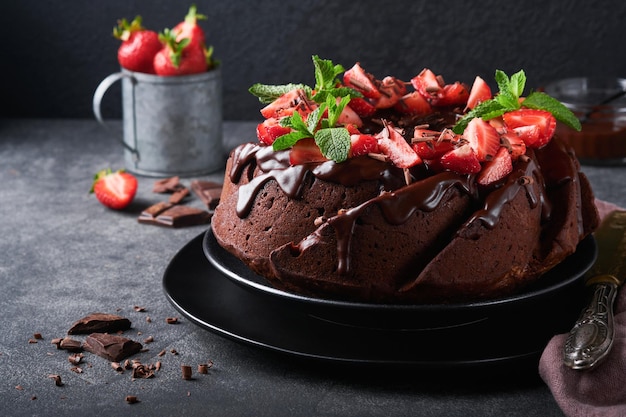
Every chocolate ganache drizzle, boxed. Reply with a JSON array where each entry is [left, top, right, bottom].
[[229, 140, 575, 276]]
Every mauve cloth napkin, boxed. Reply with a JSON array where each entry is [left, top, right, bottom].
[[539, 199, 626, 417]]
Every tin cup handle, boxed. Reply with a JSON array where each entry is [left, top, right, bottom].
[[92, 72, 138, 156]]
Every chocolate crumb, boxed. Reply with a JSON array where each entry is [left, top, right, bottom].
[[181, 365, 193, 380], [31, 396, 37, 400], [111, 362, 124, 372], [170, 349, 179, 356], [143, 336, 154, 344], [51, 338, 63, 348], [157, 349, 166, 357], [155, 361, 162, 371], [165, 317, 179, 324], [70, 366, 83, 374], [145, 316, 152, 323], [28, 339, 38, 344], [67, 313, 131, 335], [68, 353, 83, 365], [48, 374, 63, 387], [131, 363, 154, 379], [125, 395, 139, 404], [124, 359, 132, 370], [133, 306, 146, 312], [198, 364, 209, 374], [15, 385, 24, 391], [33, 333, 43, 340]]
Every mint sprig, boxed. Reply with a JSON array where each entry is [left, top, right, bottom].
[[452, 70, 581, 134], [249, 56, 358, 163]]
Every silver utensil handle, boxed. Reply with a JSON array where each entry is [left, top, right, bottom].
[[563, 282, 618, 370]]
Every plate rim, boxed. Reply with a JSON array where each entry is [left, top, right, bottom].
[[203, 227, 598, 313]]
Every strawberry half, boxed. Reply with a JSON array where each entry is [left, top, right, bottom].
[[374, 76, 407, 109], [502, 109, 556, 148], [395, 91, 432, 115], [376, 124, 421, 168], [433, 82, 469, 107], [256, 118, 290, 145], [477, 146, 513, 186], [411, 68, 442, 99], [91, 169, 138, 210], [439, 144, 481, 174], [343, 63, 381, 99], [350, 134, 379, 157], [466, 76, 492, 110], [289, 138, 328, 165], [260, 89, 313, 119], [463, 117, 500, 162]]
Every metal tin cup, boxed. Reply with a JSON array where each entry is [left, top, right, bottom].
[[93, 68, 224, 177], [544, 77, 626, 165]]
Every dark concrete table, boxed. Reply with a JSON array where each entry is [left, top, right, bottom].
[[2, 119, 625, 416]]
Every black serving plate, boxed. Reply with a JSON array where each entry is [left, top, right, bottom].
[[163, 231, 597, 368]]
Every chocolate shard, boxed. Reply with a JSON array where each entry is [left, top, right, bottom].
[[83, 333, 142, 362], [138, 201, 174, 224], [67, 313, 132, 335], [191, 180, 222, 210], [154, 205, 211, 228], [169, 187, 190, 204], [153, 176, 183, 193]]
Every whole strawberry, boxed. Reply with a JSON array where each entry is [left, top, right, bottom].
[[153, 28, 208, 76], [173, 5, 207, 49], [90, 169, 138, 210], [114, 16, 162, 74]]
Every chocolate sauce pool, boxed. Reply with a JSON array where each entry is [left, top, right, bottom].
[[229, 139, 578, 276]]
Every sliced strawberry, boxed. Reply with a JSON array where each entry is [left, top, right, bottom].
[[350, 134, 379, 157], [411, 68, 442, 100], [348, 97, 377, 117], [289, 138, 328, 165], [373, 76, 407, 109], [343, 63, 381, 99], [256, 118, 290, 145], [376, 124, 421, 168], [337, 101, 363, 127], [463, 117, 500, 162], [439, 144, 481, 174], [395, 91, 432, 115], [477, 146, 513, 186], [260, 89, 315, 119], [466, 76, 492, 110], [412, 128, 457, 159], [433, 82, 469, 107], [488, 116, 507, 134], [502, 109, 556, 148], [500, 131, 526, 160], [90, 169, 138, 210]]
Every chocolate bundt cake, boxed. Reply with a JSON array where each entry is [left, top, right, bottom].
[[211, 57, 599, 303]]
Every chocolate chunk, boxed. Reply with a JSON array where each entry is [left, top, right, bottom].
[[48, 374, 63, 387], [154, 205, 211, 228], [169, 187, 190, 204], [68, 313, 131, 335], [138, 202, 174, 224], [153, 176, 182, 193], [181, 365, 193, 380], [191, 180, 222, 210], [59, 337, 83, 352], [125, 395, 139, 404], [83, 333, 142, 362]]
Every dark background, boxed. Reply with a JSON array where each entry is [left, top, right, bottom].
[[2, 0, 625, 121]]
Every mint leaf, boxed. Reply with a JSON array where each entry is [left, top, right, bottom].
[[315, 128, 351, 163], [248, 83, 310, 104], [307, 105, 326, 133], [452, 99, 506, 134], [509, 70, 526, 98], [272, 130, 311, 151], [325, 95, 351, 128], [522, 91, 582, 131], [312, 55, 344, 92]]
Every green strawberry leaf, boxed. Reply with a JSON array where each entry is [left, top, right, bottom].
[[315, 128, 351, 163]]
